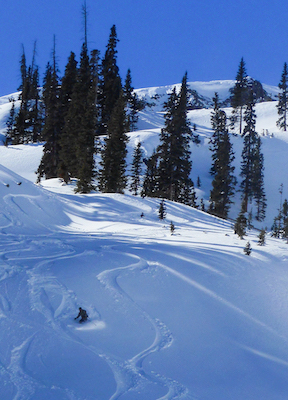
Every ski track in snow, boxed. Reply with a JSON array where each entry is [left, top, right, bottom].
[[1, 231, 288, 399], [0, 234, 186, 400], [0, 237, 102, 400], [97, 256, 189, 400]]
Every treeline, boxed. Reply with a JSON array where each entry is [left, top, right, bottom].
[[6, 24, 145, 193], [5, 15, 288, 232]]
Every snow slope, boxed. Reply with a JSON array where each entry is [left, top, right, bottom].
[[0, 81, 288, 399]]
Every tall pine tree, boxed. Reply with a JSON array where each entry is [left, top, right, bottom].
[[123, 69, 143, 132], [61, 43, 97, 192], [99, 25, 122, 134], [156, 73, 199, 205], [74, 43, 97, 193], [98, 92, 128, 193], [58, 51, 78, 182], [240, 88, 266, 220], [130, 142, 143, 195], [209, 93, 236, 218], [37, 38, 61, 181], [276, 62, 288, 131], [230, 58, 249, 135], [240, 89, 258, 212], [141, 151, 159, 198], [251, 136, 267, 221]]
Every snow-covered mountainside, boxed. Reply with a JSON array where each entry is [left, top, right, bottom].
[[0, 80, 288, 400]]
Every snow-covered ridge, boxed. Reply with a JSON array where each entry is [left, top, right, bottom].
[[135, 79, 279, 110]]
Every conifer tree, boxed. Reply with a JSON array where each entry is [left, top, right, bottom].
[[234, 210, 247, 239], [89, 49, 100, 126], [13, 47, 30, 144], [282, 199, 288, 239], [230, 58, 249, 135], [158, 199, 166, 220], [240, 88, 266, 220], [58, 52, 78, 182], [74, 43, 97, 193], [29, 64, 41, 142], [37, 38, 62, 181], [14, 43, 41, 144], [141, 151, 159, 198], [251, 136, 267, 221], [60, 43, 96, 192], [18, 45, 27, 92], [156, 73, 199, 205], [271, 185, 284, 238], [6, 98, 16, 145], [209, 93, 236, 218], [99, 25, 122, 134], [130, 142, 143, 195], [244, 241, 252, 255], [258, 229, 266, 245], [123, 69, 143, 132], [276, 62, 288, 131], [240, 89, 258, 212], [98, 92, 128, 193]]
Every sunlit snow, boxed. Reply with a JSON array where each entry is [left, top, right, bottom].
[[0, 81, 288, 399]]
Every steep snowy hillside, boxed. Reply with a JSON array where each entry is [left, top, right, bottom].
[[0, 79, 285, 232], [1, 81, 288, 400], [1, 162, 288, 399]]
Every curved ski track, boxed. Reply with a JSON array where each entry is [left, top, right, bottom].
[[0, 237, 192, 400]]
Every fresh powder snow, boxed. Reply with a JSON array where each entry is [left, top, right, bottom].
[[0, 81, 288, 399]]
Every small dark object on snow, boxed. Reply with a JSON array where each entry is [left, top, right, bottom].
[[75, 307, 88, 323]]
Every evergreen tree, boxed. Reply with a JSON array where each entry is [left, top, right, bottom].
[[282, 199, 288, 239], [74, 43, 97, 193], [13, 47, 30, 144], [130, 142, 143, 195], [240, 89, 258, 212], [258, 228, 266, 246], [209, 93, 236, 218], [5, 98, 16, 145], [60, 43, 96, 192], [244, 241, 252, 255], [99, 25, 122, 134], [123, 69, 143, 132], [89, 49, 101, 127], [251, 136, 267, 221], [29, 64, 41, 142], [230, 58, 249, 135], [234, 210, 247, 239], [156, 73, 199, 205], [271, 185, 284, 238], [141, 151, 159, 198], [58, 52, 78, 182], [276, 62, 288, 131], [14, 43, 41, 144], [17, 45, 27, 92], [98, 92, 128, 193], [239, 87, 266, 221], [37, 39, 62, 181], [158, 199, 166, 220]]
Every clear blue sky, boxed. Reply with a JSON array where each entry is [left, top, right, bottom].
[[0, 0, 287, 96]]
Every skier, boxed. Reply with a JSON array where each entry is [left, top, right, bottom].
[[74, 307, 88, 323]]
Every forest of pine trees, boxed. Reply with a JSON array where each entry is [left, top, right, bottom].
[[5, 4, 288, 233]]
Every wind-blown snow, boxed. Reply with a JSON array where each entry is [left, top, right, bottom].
[[0, 81, 288, 399]]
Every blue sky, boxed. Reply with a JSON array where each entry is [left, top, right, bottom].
[[0, 0, 287, 96]]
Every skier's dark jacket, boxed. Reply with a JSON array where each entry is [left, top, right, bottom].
[[75, 307, 88, 321]]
